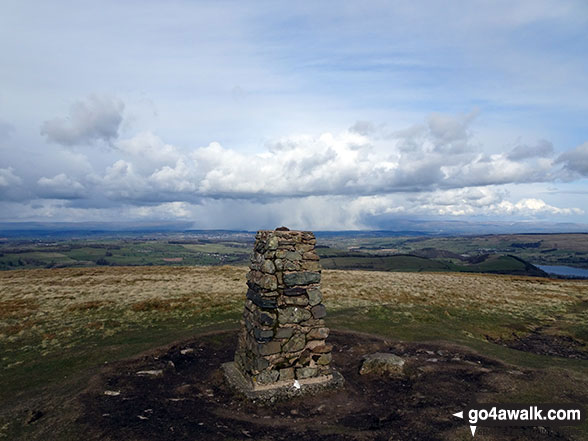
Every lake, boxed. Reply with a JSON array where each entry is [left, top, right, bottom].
[[536, 265, 588, 278]]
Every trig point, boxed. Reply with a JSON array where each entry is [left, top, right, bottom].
[[223, 227, 343, 400]]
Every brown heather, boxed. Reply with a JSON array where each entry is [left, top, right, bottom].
[[0, 266, 586, 357]]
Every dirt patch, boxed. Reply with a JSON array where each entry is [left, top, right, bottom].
[[489, 328, 588, 360], [77, 330, 579, 441]]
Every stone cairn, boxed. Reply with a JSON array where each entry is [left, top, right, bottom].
[[230, 227, 334, 391]]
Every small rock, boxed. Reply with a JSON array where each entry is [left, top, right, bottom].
[[360, 353, 405, 376], [136, 370, 163, 377], [103, 390, 121, 396], [180, 348, 194, 355]]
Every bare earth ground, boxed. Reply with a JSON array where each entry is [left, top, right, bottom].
[[78, 330, 586, 441], [1, 266, 587, 440]]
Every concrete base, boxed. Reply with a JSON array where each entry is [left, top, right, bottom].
[[222, 362, 344, 402]]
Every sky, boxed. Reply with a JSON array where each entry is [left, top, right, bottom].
[[1, 0, 587, 230]]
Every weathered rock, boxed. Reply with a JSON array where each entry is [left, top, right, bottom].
[[307, 288, 322, 306], [278, 306, 312, 324], [261, 259, 276, 274], [274, 327, 294, 339], [284, 287, 307, 296], [136, 370, 163, 377], [283, 295, 308, 306], [247, 289, 278, 309], [253, 328, 274, 342], [302, 251, 319, 260], [267, 236, 279, 250], [311, 304, 327, 319], [257, 311, 276, 327], [258, 274, 278, 291], [257, 369, 280, 384], [274, 258, 283, 271], [360, 353, 405, 376], [279, 367, 295, 381], [285, 251, 302, 261], [258, 341, 281, 356], [283, 260, 301, 271], [252, 357, 269, 372], [316, 353, 332, 365], [301, 260, 321, 271], [283, 271, 321, 287], [282, 333, 306, 353], [307, 327, 329, 340], [296, 367, 318, 379]]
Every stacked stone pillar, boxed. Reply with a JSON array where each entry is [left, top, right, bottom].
[[233, 228, 333, 387]]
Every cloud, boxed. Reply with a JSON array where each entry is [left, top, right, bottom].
[[37, 173, 86, 199], [427, 109, 478, 154], [84, 112, 575, 205], [349, 120, 377, 136], [557, 142, 588, 176], [507, 139, 554, 160], [0, 167, 21, 188], [41, 95, 124, 146], [493, 198, 583, 216], [0, 167, 25, 201], [0, 121, 15, 141]]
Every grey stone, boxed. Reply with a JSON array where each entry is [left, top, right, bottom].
[[267, 236, 279, 251], [283, 271, 321, 287], [295, 243, 314, 252], [279, 367, 295, 381], [284, 287, 307, 296], [261, 259, 276, 274], [257, 311, 276, 326], [284, 295, 308, 306], [302, 251, 319, 260], [247, 289, 278, 309], [307, 288, 322, 306], [274, 258, 283, 271], [278, 306, 312, 324], [317, 353, 332, 365], [136, 370, 163, 377], [259, 274, 278, 291], [285, 251, 302, 261], [274, 327, 294, 339], [253, 357, 269, 372], [311, 304, 327, 319], [283, 260, 301, 271], [253, 328, 274, 342], [301, 260, 321, 271], [258, 341, 281, 356], [282, 333, 306, 353], [360, 353, 405, 376], [275, 249, 288, 259], [307, 327, 329, 340], [257, 369, 279, 384], [296, 367, 318, 379]]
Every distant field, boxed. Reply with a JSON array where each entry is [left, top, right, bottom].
[[2, 233, 587, 278], [0, 265, 587, 439]]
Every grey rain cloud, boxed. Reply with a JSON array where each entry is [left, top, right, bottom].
[[557, 142, 588, 176], [507, 140, 554, 160], [41, 95, 124, 146], [0, 121, 15, 141]]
